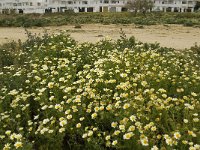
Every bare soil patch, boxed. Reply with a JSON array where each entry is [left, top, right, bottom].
[[0, 24, 200, 49]]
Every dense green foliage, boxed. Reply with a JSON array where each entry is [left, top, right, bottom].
[[0, 12, 200, 27], [0, 32, 200, 150]]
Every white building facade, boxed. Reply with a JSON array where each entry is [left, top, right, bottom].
[[0, 0, 49, 13], [0, 0, 198, 14], [154, 0, 197, 12]]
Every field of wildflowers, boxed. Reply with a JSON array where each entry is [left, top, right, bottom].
[[0, 32, 200, 150]]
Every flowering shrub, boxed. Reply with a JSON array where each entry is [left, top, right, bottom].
[[0, 32, 200, 150]]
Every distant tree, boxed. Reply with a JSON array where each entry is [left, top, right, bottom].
[[126, 0, 154, 15], [194, 1, 200, 11]]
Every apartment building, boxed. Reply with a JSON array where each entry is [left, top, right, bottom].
[[58, 0, 127, 13], [154, 0, 197, 12], [0, 0, 198, 14], [0, 0, 49, 13]]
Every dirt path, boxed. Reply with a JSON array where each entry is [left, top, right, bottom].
[[0, 24, 200, 49]]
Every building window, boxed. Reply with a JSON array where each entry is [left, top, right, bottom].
[[168, 0, 173, 4], [37, 2, 41, 6], [188, 1, 193, 4], [61, 1, 66, 4], [182, 1, 187, 4], [68, 1, 73, 4], [104, 0, 109, 3], [82, 1, 88, 4]]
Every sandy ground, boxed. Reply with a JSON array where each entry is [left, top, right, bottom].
[[0, 24, 200, 49]]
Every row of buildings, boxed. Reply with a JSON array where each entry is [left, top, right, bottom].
[[0, 0, 199, 14]]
